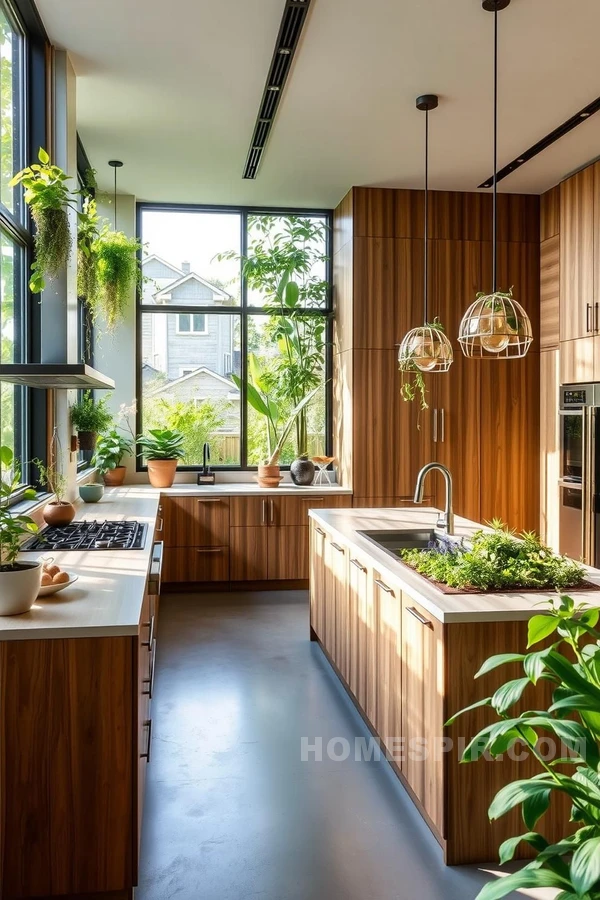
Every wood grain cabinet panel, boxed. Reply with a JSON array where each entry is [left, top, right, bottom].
[[163, 546, 229, 583], [267, 526, 309, 581], [229, 527, 269, 581], [540, 349, 560, 551], [560, 166, 595, 342], [540, 184, 560, 241], [229, 496, 267, 527], [374, 571, 402, 760], [309, 522, 328, 640], [274, 493, 351, 526], [162, 495, 230, 547], [401, 594, 444, 838], [540, 234, 560, 349]]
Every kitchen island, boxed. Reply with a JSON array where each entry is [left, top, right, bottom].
[[309, 506, 599, 865]]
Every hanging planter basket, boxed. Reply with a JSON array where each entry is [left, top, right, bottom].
[[458, 289, 533, 359], [398, 324, 454, 373]]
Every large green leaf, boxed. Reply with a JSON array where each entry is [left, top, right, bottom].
[[498, 832, 547, 865], [528, 614, 559, 647], [246, 382, 272, 419], [524, 647, 553, 683], [445, 696, 492, 726], [492, 678, 530, 715], [475, 867, 568, 900], [284, 280, 299, 308], [570, 837, 600, 895], [522, 787, 551, 829], [550, 693, 600, 714], [475, 653, 525, 679], [488, 778, 555, 821], [545, 651, 600, 704]]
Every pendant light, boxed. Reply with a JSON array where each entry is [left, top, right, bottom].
[[457, 0, 532, 358], [108, 159, 123, 229], [398, 95, 453, 374]]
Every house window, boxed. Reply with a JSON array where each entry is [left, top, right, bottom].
[[137, 207, 332, 470], [176, 313, 207, 335]]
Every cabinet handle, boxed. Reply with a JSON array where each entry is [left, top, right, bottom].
[[406, 606, 433, 629], [143, 638, 156, 698], [315, 526, 326, 537], [156, 516, 164, 533], [270, 499, 274, 524], [140, 719, 152, 761], [302, 497, 325, 501], [262, 499, 266, 525], [441, 408, 445, 443], [142, 614, 155, 648], [374, 578, 394, 594], [587, 303, 593, 333], [197, 498, 220, 503], [595, 303, 599, 332], [330, 542, 345, 553], [195, 547, 223, 554], [350, 558, 367, 572], [433, 408, 438, 442]]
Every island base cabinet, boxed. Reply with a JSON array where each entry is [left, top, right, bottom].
[[401, 595, 445, 838], [309, 523, 327, 640], [373, 571, 402, 763]]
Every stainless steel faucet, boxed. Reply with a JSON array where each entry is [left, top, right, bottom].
[[413, 463, 455, 535]]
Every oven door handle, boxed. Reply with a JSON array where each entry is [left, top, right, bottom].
[[583, 406, 597, 565]]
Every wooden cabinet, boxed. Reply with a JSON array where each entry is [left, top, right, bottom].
[[162, 495, 230, 547], [163, 546, 230, 583], [347, 550, 370, 702], [230, 526, 269, 580], [540, 349, 560, 551], [374, 570, 401, 758], [540, 234, 559, 349], [401, 594, 445, 836], [267, 525, 309, 580], [309, 522, 327, 640], [560, 165, 596, 342], [328, 537, 349, 681]]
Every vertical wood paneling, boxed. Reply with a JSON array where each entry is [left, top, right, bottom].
[[429, 191, 485, 241], [540, 349, 560, 551], [333, 238, 353, 353], [333, 348, 353, 488], [540, 184, 560, 241], [560, 166, 595, 341], [333, 189, 353, 252], [352, 187, 397, 238], [540, 234, 560, 349]]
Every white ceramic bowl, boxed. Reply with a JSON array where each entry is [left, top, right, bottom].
[[38, 573, 78, 597]]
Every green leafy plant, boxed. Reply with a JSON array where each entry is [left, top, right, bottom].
[[448, 595, 600, 900], [398, 319, 449, 420], [137, 429, 186, 461], [232, 353, 319, 465], [10, 148, 74, 293], [70, 392, 113, 434], [400, 521, 586, 592], [92, 429, 134, 473], [219, 215, 328, 456], [0, 446, 38, 568], [77, 196, 100, 310], [32, 456, 68, 504]]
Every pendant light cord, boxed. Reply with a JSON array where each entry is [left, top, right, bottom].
[[424, 107, 429, 323], [492, 7, 498, 292], [113, 165, 118, 229]]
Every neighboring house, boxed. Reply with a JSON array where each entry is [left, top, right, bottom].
[[141, 255, 238, 429]]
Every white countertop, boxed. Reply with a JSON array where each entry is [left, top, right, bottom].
[[310, 507, 600, 624], [156, 483, 352, 496], [5, 487, 161, 641]]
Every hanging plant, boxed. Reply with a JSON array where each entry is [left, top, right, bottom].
[[77, 196, 100, 312], [399, 319, 450, 415], [94, 227, 142, 330], [10, 148, 74, 293]]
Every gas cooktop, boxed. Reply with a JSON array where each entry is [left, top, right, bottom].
[[23, 520, 148, 551]]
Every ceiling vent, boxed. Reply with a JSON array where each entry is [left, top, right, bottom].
[[243, 0, 313, 180], [478, 96, 600, 188]]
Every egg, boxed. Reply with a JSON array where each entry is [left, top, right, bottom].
[[45, 564, 60, 578], [52, 571, 70, 585], [41, 573, 53, 587]]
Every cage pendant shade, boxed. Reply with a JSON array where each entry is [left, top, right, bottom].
[[458, 0, 532, 359], [398, 94, 453, 375]]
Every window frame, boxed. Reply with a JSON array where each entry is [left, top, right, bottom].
[[176, 311, 208, 336], [136, 203, 333, 472]]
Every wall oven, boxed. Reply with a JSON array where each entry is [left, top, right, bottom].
[[559, 383, 600, 565]]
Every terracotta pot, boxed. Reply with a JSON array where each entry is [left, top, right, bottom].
[[77, 431, 97, 452], [0, 562, 42, 615], [147, 458, 178, 488], [257, 463, 281, 488], [43, 501, 76, 527], [103, 466, 126, 487]]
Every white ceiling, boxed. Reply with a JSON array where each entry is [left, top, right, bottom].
[[36, 0, 600, 208]]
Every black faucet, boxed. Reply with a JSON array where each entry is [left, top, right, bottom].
[[197, 442, 215, 484]]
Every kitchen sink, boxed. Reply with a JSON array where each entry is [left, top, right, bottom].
[[357, 528, 459, 561]]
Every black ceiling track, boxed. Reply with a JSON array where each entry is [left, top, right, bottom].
[[478, 96, 600, 188], [243, 0, 313, 180]]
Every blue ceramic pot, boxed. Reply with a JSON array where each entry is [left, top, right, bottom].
[[79, 483, 105, 503]]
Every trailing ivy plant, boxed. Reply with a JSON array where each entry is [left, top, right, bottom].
[[398, 319, 450, 422], [448, 595, 600, 900], [10, 148, 74, 293]]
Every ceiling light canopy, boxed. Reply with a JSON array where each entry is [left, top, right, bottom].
[[458, 0, 532, 360], [398, 94, 453, 375]]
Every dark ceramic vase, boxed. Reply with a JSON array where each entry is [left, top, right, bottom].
[[290, 455, 315, 486]]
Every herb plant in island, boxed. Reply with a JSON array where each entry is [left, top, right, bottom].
[[448, 595, 600, 900], [400, 521, 585, 592]]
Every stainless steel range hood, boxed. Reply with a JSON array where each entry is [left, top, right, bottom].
[[0, 364, 115, 390]]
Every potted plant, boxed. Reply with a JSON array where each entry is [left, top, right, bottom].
[[232, 354, 319, 487], [137, 429, 185, 488], [0, 446, 42, 615], [448, 594, 600, 899], [70, 392, 112, 451], [33, 446, 75, 527], [93, 429, 134, 486], [10, 148, 74, 294]]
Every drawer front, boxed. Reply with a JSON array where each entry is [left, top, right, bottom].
[[162, 495, 230, 547], [267, 526, 309, 580], [163, 546, 230, 582], [229, 496, 268, 527], [275, 493, 352, 526]]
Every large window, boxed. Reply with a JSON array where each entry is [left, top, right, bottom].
[[137, 206, 332, 469]]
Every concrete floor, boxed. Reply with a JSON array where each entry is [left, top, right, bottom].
[[137, 592, 552, 900]]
